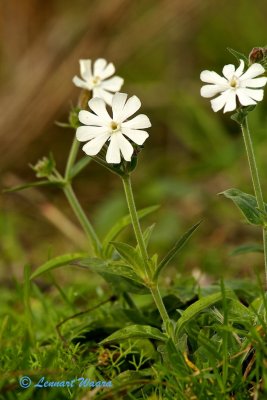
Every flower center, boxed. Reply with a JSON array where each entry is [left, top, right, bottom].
[[110, 121, 120, 133], [229, 76, 239, 88], [91, 76, 101, 87]]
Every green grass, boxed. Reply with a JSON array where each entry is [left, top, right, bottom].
[[1, 267, 267, 399]]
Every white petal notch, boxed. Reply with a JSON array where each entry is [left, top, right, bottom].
[[76, 93, 151, 164], [200, 59, 267, 113], [73, 58, 124, 106]]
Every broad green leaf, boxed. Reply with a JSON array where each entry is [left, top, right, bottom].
[[231, 243, 263, 256], [30, 253, 88, 279], [100, 325, 167, 344], [220, 188, 266, 225], [102, 205, 159, 257], [77, 258, 144, 284], [3, 180, 63, 193], [227, 47, 249, 65], [154, 221, 202, 281], [69, 156, 92, 179], [175, 291, 235, 337], [111, 241, 144, 276]]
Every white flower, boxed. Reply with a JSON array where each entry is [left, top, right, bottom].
[[76, 92, 151, 164], [200, 60, 267, 113], [73, 58, 124, 106]]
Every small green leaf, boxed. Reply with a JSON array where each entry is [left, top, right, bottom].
[[231, 243, 263, 256], [69, 156, 92, 179], [175, 291, 235, 337], [136, 224, 156, 252], [111, 241, 144, 275], [219, 188, 266, 225], [227, 47, 249, 65], [100, 325, 167, 344], [30, 253, 88, 279], [3, 180, 63, 193], [102, 205, 159, 257], [153, 221, 202, 281]]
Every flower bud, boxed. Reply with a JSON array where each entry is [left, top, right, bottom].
[[249, 47, 267, 64], [32, 155, 56, 178]]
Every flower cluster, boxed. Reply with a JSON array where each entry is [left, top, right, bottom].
[[200, 59, 267, 113], [73, 58, 151, 164]]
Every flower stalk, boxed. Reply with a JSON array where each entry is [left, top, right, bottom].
[[241, 116, 267, 288], [122, 174, 172, 333], [63, 183, 102, 256]]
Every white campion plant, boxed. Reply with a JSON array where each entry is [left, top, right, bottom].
[[200, 59, 267, 113]]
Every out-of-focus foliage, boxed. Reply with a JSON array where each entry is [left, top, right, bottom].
[[1, 0, 267, 281]]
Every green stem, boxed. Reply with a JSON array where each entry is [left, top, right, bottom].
[[122, 175, 149, 265], [63, 184, 102, 256], [241, 117, 267, 287], [122, 174, 171, 331]]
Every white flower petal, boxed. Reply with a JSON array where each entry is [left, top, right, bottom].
[[112, 93, 128, 121], [243, 77, 267, 88], [223, 91, 236, 113], [121, 114, 151, 129], [93, 88, 113, 106], [99, 63, 116, 80], [118, 95, 141, 122], [89, 97, 112, 123], [101, 76, 124, 92], [79, 59, 92, 80], [235, 60, 245, 77], [238, 88, 264, 102], [210, 90, 231, 112], [240, 63, 265, 80], [82, 133, 110, 156], [200, 70, 227, 85], [222, 64, 235, 80], [78, 110, 104, 126], [106, 135, 121, 164], [236, 89, 257, 106], [121, 127, 149, 145], [72, 76, 88, 90], [93, 58, 107, 76], [76, 126, 109, 141], [200, 84, 225, 98], [117, 133, 134, 161]]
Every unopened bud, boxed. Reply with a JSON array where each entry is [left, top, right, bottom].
[[249, 47, 267, 64], [32, 155, 56, 178]]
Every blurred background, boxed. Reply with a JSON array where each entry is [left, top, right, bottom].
[[1, 0, 267, 285]]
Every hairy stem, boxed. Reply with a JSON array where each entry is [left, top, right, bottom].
[[63, 184, 102, 256], [241, 117, 267, 288], [122, 174, 171, 331]]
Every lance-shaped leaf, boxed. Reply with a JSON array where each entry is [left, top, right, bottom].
[[111, 241, 145, 276], [69, 156, 92, 179], [219, 188, 266, 225], [3, 180, 63, 193], [227, 47, 249, 65], [175, 291, 236, 338], [153, 221, 202, 281], [77, 258, 149, 294], [102, 205, 159, 257], [231, 243, 263, 256], [30, 253, 89, 279], [100, 325, 167, 345]]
